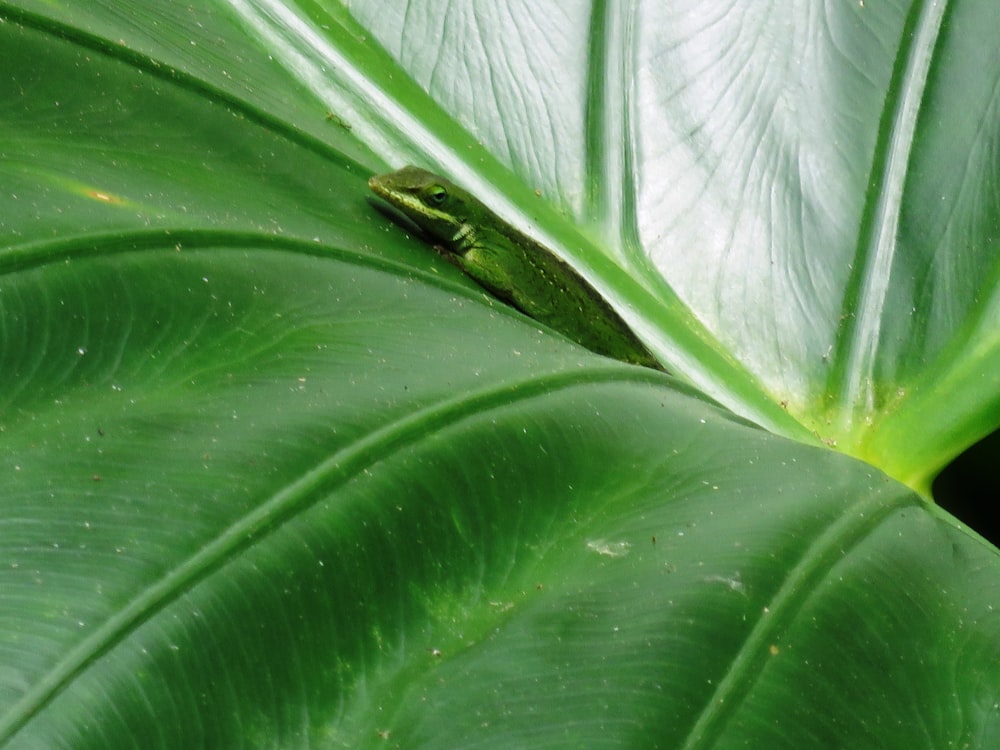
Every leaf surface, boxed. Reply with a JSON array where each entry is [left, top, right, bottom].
[[2, 2, 1000, 747]]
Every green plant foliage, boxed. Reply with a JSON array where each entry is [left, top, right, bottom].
[[2, 1, 999, 748]]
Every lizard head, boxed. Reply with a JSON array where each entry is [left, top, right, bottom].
[[368, 166, 477, 251]]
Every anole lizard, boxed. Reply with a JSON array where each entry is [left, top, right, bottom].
[[369, 166, 664, 371]]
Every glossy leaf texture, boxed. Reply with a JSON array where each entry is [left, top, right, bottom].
[[341, 0, 1000, 487], [2, 2, 1000, 749]]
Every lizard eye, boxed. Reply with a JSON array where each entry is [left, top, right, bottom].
[[426, 186, 448, 205]]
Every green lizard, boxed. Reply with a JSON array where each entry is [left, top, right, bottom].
[[368, 166, 664, 371]]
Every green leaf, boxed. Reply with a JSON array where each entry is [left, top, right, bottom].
[[2, 1, 999, 748]]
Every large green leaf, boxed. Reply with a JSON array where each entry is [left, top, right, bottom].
[[2, 1, 999, 748]]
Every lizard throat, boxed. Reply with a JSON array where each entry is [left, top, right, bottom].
[[450, 223, 476, 253]]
